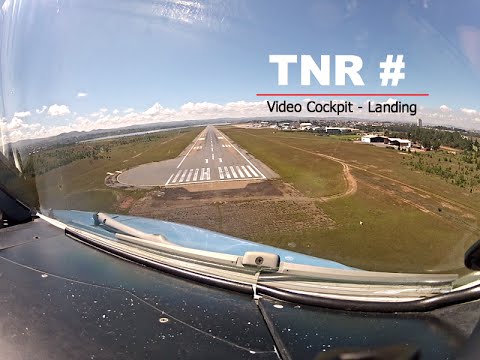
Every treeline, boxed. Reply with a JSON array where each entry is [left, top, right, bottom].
[[405, 151, 480, 189], [21, 131, 174, 176], [23, 144, 111, 176], [388, 126, 477, 151]]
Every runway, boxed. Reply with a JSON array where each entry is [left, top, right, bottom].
[[116, 126, 273, 188]]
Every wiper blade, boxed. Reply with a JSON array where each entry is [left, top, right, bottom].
[[91, 212, 280, 269], [93, 212, 172, 245], [58, 212, 461, 306]]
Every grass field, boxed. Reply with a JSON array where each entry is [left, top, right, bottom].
[[36, 127, 203, 212], [33, 124, 480, 274], [222, 127, 480, 273]]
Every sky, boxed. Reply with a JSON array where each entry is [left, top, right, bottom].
[[2, 0, 480, 143]]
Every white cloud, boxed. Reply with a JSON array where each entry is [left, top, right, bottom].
[[112, 109, 119, 114], [1, 117, 41, 142], [99, 108, 108, 112], [440, 105, 451, 112], [124, 108, 134, 113], [36, 106, 47, 114], [48, 104, 71, 116], [76, 92, 88, 98], [6, 99, 480, 144], [143, 102, 175, 116], [14, 111, 31, 118], [461, 108, 477, 115], [381, 98, 398, 105]]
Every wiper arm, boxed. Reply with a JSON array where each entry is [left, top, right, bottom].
[[91, 212, 281, 269], [93, 212, 172, 245]]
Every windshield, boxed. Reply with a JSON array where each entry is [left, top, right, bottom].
[[1, 0, 479, 283]]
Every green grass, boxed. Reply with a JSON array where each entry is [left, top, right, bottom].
[[238, 129, 480, 211], [225, 129, 346, 197], [36, 127, 203, 210], [327, 134, 360, 141], [32, 125, 480, 273], [222, 127, 480, 273]]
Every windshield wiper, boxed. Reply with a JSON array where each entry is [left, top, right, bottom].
[[92, 212, 281, 269], [93, 212, 172, 245]]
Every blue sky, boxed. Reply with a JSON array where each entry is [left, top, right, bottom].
[[2, 0, 480, 141]]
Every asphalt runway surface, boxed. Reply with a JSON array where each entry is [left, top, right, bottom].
[[117, 126, 273, 187]]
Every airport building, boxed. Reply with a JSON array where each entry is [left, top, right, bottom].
[[325, 127, 351, 134], [361, 135, 386, 143], [361, 135, 412, 149], [299, 122, 313, 130], [386, 138, 411, 149]]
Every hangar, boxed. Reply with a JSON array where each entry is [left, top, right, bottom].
[[361, 135, 386, 143]]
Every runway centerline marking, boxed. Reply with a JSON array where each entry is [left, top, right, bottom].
[[219, 158, 222, 163], [212, 153, 215, 160], [205, 158, 208, 164]]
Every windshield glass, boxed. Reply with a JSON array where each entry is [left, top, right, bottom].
[[1, 0, 479, 279]]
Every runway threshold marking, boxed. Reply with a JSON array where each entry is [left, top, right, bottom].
[[247, 165, 258, 177], [179, 169, 188, 182], [229, 166, 238, 178], [172, 170, 182, 183], [220, 131, 266, 179], [241, 166, 252, 178], [236, 166, 244, 178], [199, 168, 211, 181]]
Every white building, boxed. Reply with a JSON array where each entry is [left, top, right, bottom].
[[387, 138, 411, 149], [299, 122, 313, 130], [361, 135, 386, 143]]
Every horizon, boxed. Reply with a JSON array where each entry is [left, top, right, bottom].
[[2, 0, 480, 144], [9, 113, 478, 149]]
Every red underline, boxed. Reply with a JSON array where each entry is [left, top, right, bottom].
[[256, 93, 429, 97]]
